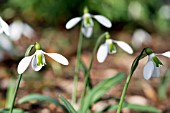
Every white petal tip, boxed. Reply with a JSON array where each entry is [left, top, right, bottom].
[[93, 15, 112, 28], [65, 17, 81, 29], [162, 51, 170, 58]]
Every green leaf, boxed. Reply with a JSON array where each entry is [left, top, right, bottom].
[[158, 68, 170, 100], [59, 96, 77, 113], [0, 108, 28, 113], [18, 94, 65, 110], [98, 103, 161, 113], [6, 79, 15, 108], [81, 73, 125, 113], [127, 104, 161, 113], [25, 44, 34, 57]]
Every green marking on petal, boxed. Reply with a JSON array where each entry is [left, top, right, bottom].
[[85, 16, 91, 25], [152, 56, 163, 67], [37, 54, 43, 66], [109, 43, 115, 53]]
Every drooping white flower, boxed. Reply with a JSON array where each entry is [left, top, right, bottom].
[[17, 43, 69, 74], [9, 20, 34, 41], [65, 8, 112, 38], [132, 29, 152, 49], [143, 51, 170, 80], [97, 38, 133, 63], [0, 17, 10, 36]]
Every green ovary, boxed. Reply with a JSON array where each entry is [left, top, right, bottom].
[[37, 54, 43, 66]]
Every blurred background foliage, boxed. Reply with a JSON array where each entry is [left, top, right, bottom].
[[0, 0, 170, 35]]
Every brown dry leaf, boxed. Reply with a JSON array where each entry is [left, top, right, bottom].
[[126, 95, 148, 105], [142, 82, 158, 102]]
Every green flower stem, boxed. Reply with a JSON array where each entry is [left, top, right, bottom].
[[9, 74, 23, 113], [72, 23, 84, 105], [116, 48, 147, 113], [79, 32, 108, 112], [10, 45, 34, 113]]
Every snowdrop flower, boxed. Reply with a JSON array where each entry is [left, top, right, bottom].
[[9, 20, 34, 41], [132, 29, 152, 49], [143, 49, 170, 80], [97, 33, 133, 63], [66, 7, 112, 38], [17, 42, 69, 74], [0, 17, 10, 36]]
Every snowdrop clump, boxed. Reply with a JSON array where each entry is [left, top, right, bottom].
[[66, 7, 112, 38], [143, 49, 170, 80], [97, 33, 133, 63], [17, 42, 69, 74]]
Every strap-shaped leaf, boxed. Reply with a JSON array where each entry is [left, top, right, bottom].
[[59, 96, 77, 113], [98, 103, 161, 113], [81, 73, 125, 113], [6, 79, 15, 108], [158, 68, 170, 100], [0, 108, 28, 113], [18, 94, 65, 110]]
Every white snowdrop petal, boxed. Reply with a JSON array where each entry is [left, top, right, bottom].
[[22, 23, 34, 38], [0, 17, 10, 36], [151, 67, 160, 77], [115, 41, 133, 54], [143, 61, 154, 80], [66, 17, 81, 29], [93, 15, 112, 28], [44, 53, 69, 65], [97, 44, 108, 63], [81, 26, 93, 38], [17, 55, 33, 74], [161, 51, 170, 58], [31, 55, 43, 71], [0, 34, 13, 52], [9, 20, 23, 41]]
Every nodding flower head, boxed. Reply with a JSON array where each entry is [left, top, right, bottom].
[[97, 33, 133, 63], [65, 7, 112, 38], [0, 17, 10, 36], [143, 50, 170, 80], [17, 42, 69, 74]]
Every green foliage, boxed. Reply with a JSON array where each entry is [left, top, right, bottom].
[[59, 96, 77, 113], [158, 68, 170, 100], [98, 103, 161, 113], [0, 108, 28, 113], [6, 79, 15, 108], [18, 94, 64, 109], [80, 73, 125, 113]]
